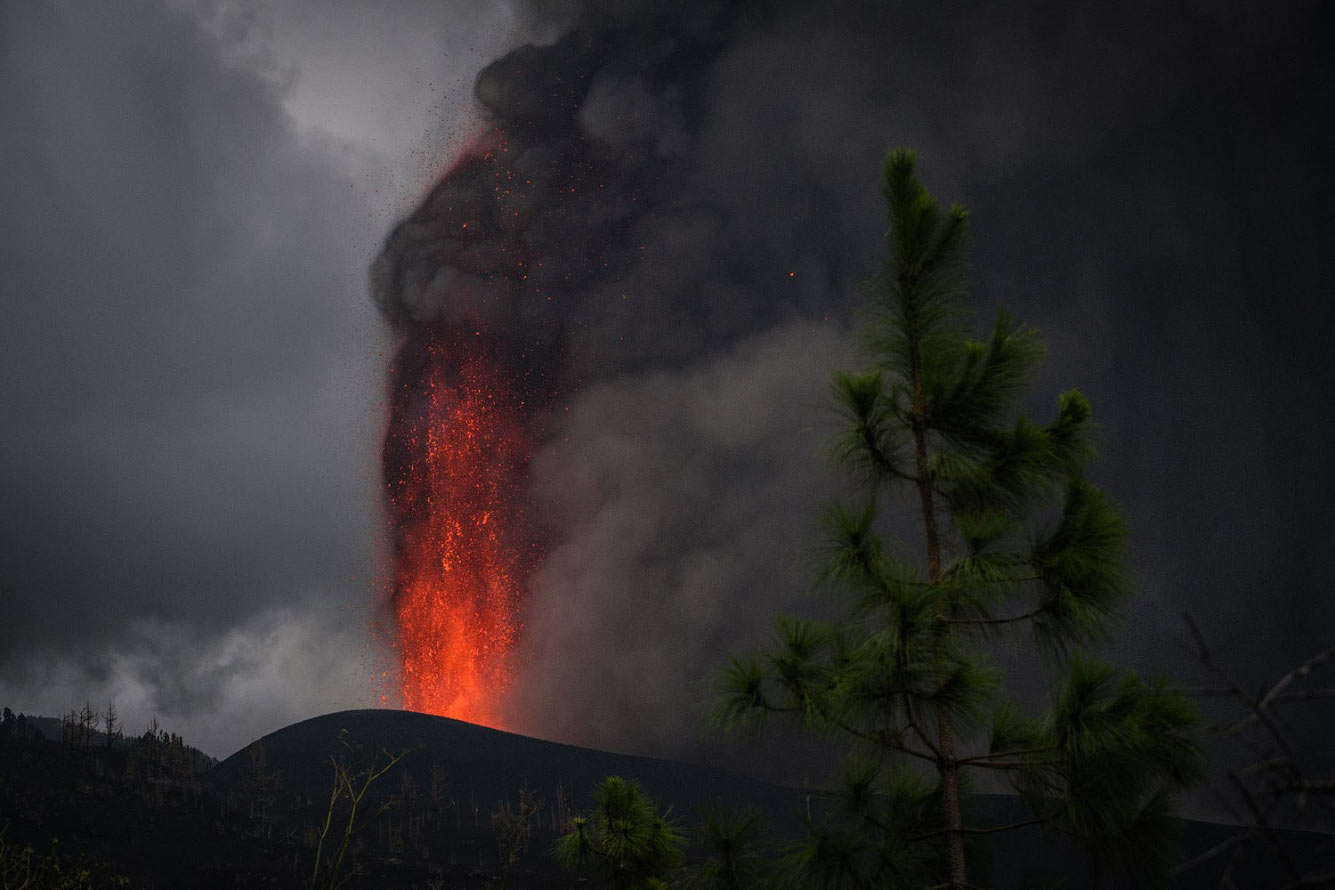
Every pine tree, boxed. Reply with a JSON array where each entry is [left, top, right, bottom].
[[553, 776, 685, 890], [717, 150, 1207, 889], [677, 806, 775, 890]]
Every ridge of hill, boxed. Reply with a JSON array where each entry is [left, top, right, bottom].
[[207, 708, 809, 834]]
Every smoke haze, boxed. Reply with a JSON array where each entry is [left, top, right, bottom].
[[370, 0, 1333, 779], [1, 0, 1330, 791], [0, 0, 520, 754]]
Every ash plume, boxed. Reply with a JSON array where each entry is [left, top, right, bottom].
[[368, 4, 859, 743], [371, 0, 1334, 775], [371, 6, 840, 382]]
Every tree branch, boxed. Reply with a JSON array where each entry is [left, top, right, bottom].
[[798, 693, 942, 766], [1274, 688, 1335, 703], [939, 569, 1041, 588], [1235, 755, 1297, 780], [958, 745, 1056, 765], [949, 606, 1042, 627], [1184, 614, 1297, 759], [1171, 831, 1252, 877], [957, 759, 1056, 770], [1180, 686, 1335, 702], [911, 810, 1055, 841], [1257, 648, 1335, 713], [906, 717, 943, 760], [1227, 769, 1301, 882]]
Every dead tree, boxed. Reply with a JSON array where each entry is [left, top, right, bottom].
[[1176, 614, 1335, 888], [491, 787, 541, 889], [103, 702, 119, 750]]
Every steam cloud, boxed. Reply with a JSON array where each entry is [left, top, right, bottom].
[[371, 0, 1333, 774]]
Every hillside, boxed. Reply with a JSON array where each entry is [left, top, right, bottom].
[[186, 708, 1335, 888], [208, 709, 808, 832], [3, 707, 1331, 888]]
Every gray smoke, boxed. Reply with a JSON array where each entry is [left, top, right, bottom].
[[371, 0, 1334, 784]]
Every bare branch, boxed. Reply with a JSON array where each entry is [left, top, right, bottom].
[[1274, 688, 1335, 703], [1172, 831, 1252, 877], [1185, 614, 1297, 760], [1227, 770, 1301, 883], [1258, 648, 1335, 713], [1235, 755, 1299, 783], [911, 810, 1056, 841]]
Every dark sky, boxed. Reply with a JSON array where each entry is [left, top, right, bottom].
[[2, 0, 1331, 799]]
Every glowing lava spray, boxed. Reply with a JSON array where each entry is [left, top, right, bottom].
[[385, 334, 528, 725], [374, 137, 545, 728], [372, 22, 660, 725]]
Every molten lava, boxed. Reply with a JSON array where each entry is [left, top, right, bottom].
[[385, 331, 530, 727]]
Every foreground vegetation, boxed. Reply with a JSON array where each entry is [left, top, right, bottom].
[[0, 710, 531, 889], [0, 829, 129, 890], [3, 697, 1329, 889], [710, 149, 1205, 889], [554, 151, 1330, 890]]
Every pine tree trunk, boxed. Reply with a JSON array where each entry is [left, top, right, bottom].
[[911, 365, 968, 890]]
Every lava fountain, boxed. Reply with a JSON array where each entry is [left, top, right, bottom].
[[385, 332, 529, 725], [373, 23, 655, 726], [375, 135, 545, 728]]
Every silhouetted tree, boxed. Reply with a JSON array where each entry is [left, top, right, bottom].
[[677, 805, 774, 890], [553, 776, 685, 890], [244, 741, 282, 836], [492, 787, 542, 889], [102, 702, 119, 750], [427, 760, 451, 816], [0, 708, 38, 744], [307, 729, 406, 890], [717, 150, 1206, 890], [78, 701, 98, 749]]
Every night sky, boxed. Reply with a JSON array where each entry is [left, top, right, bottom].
[[2, 0, 1330, 800]]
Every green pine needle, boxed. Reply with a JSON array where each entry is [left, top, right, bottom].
[[711, 148, 1204, 890]]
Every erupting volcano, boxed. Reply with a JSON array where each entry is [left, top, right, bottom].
[[372, 21, 680, 727], [375, 134, 549, 729]]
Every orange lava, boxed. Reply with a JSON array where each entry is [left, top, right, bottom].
[[388, 334, 528, 727]]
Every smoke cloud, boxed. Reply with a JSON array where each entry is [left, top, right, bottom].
[[0, 0, 517, 754], [1, 0, 1326, 779], [373, 0, 1333, 776]]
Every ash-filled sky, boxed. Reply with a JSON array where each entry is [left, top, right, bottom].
[[1, 0, 1331, 789]]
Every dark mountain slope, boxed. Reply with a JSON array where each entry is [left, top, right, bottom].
[[5, 708, 1328, 888], [207, 708, 809, 834], [206, 708, 1333, 889]]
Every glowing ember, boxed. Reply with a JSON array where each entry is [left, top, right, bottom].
[[385, 330, 530, 727]]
